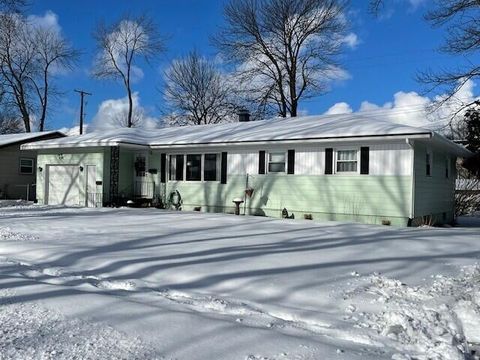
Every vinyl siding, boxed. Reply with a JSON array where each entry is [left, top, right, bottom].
[[0, 144, 37, 200], [413, 141, 456, 224], [225, 141, 412, 177], [36, 148, 106, 205], [166, 175, 411, 226]]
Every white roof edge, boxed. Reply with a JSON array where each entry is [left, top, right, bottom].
[[429, 133, 473, 157], [21, 140, 121, 150], [150, 133, 433, 149], [21, 132, 433, 150], [2, 131, 65, 148]]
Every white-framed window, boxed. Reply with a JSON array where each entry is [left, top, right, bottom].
[[336, 149, 358, 173], [186, 154, 202, 181], [19, 158, 34, 175], [169, 153, 219, 182], [169, 154, 184, 181], [204, 153, 218, 181], [426, 150, 432, 176], [268, 152, 286, 173]]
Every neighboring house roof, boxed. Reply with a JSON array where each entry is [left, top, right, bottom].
[[0, 131, 66, 149], [20, 113, 471, 157]]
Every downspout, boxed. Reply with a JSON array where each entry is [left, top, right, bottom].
[[406, 138, 415, 222]]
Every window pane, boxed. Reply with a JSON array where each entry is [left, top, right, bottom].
[[269, 153, 285, 162], [186, 154, 201, 181], [426, 152, 431, 176], [337, 161, 357, 172], [169, 155, 175, 180], [268, 162, 285, 173], [169, 155, 184, 180], [19, 158, 33, 174], [176, 155, 184, 180], [337, 150, 357, 161], [204, 154, 217, 181]]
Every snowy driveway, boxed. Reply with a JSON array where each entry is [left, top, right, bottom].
[[0, 206, 479, 359]]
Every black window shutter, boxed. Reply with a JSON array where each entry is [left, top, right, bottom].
[[160, 153, 166, 183], [287, 150, 295, 174], [325, 148, 333, 174], [258, 150, 266, 174], [360, 147, 369, 175], [221, 152, 227, 184]]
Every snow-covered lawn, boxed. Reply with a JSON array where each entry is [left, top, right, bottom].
[[0, 204, 479, 360]]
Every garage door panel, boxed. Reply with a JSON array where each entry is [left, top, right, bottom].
[[47, 165, 80, 206]]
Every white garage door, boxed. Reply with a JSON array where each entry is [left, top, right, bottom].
[[47, 165, 80, 206]]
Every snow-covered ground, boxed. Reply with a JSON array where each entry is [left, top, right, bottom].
[[0, 204, 479, 359]]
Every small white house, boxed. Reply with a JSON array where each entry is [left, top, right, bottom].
[[22, 114, 471, 226]]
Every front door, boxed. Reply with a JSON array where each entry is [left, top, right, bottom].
[[86, 165, 97, 207]]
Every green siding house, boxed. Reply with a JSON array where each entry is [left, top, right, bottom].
[[21, 114, 471, 226]]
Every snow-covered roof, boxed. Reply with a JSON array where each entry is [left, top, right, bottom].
[[20, 113, 471, 156], [0, 131, 65, 148]]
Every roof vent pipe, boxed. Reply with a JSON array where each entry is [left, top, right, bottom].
[[238, 109, 250, 122]]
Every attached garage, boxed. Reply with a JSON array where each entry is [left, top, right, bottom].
[[46, 165, 81, 206]]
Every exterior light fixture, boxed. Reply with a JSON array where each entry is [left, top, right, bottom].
[[79, 166, 84, 172], [38, 166, 43, 172]]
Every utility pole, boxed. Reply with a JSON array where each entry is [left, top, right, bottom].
[[74, 89, 92, 135]]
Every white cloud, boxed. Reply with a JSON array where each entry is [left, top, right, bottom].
[[342, 33, 360, 49], [325, 102, 353, 115], [324, 79, 479, 135], [90, 93, 159, 131], [28, 10, 61, 34]]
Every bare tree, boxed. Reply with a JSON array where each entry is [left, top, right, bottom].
[[214, 0, 347, 118], [0, 13, 78, 132], [92, 14, 165, 128], [32, 27, 79, 131], [0, 14, 36, 132], [0, 0, 27, 12], [417, 2, 480, 104], [0, 110, 22, 133], [163, 51, 236, 126]]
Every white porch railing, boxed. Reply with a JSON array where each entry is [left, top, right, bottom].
[[135, 180, 155, 199], [86, 192, 103, 208]]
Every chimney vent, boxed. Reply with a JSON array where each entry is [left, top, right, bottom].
[[238, 109, 250, 122]]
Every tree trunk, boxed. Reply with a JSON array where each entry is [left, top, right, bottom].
[[20, 108, 30, 132], [290, 99, 298, 117], [38, 70, 48, 132], [127, 86, 133, 128]]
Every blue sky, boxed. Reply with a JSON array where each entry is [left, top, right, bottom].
[[27, 0, 474, 131]]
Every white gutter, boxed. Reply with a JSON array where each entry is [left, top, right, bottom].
[[406, 138, 416, 220], [21, 141, 149, 150], [150, 133, 432, 149]]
